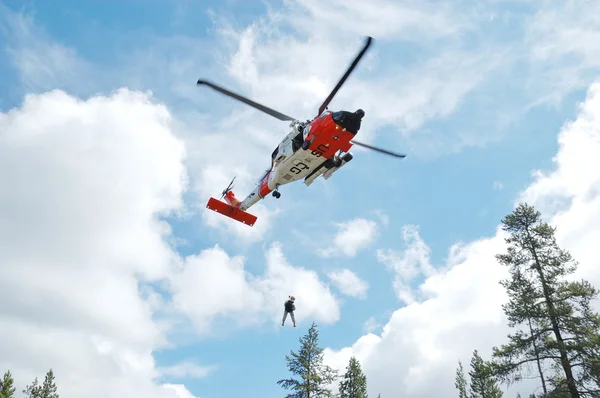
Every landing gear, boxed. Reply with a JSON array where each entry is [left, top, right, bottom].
[[272, 191, 281, 199], [324, 153, 348, 169], [301, 140, 311, 150]]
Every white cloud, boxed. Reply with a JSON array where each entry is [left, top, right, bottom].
[[373, 209, 390, 226], [6, 0, 600, 198], [327, 269, 369, 299], [323, 79, 600, 398], [0, 5, 92, 96], [318, 218, 378, 257], [522, 0, 600, 106], [218, 17, 502, 148], [289, 0, 472, 41], [517, 80, 600, 287], [493, 180, 504, 191], [0, 86, 342, 396], [323, 333, 384, 397], [0, 89, 197, 398], [163, 384, 199, 398], [205, 0, 600, 160], [1, 5, 284, 243], [158, 362, 216, 379], [7, 0, 585, 246], [260, 243, 341, 324], [362, 316, 381, 333], [376, 225, 435, 304], [5, 2, 600, 398], [169, 243, 340, 333]]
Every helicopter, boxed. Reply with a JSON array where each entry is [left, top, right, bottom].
[[199, 36, 406, 227]]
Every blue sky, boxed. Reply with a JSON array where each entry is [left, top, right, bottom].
[[2, 1, 600, 397]]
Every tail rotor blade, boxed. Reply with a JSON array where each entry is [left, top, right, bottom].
[[197, 80, 297, 122], [221, 176, 236, 199], [350, 140, 406, 158], [317, 36, 373, 116], [226, 176, 236, 191]]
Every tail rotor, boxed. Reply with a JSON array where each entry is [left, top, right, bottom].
[[221, 176, 236, 199]]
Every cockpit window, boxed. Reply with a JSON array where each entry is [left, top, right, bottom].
[[331, 111, 344, 121], [330, 110, 361, 134]]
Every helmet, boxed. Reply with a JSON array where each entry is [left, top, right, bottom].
[[290, 296, 296, 301]]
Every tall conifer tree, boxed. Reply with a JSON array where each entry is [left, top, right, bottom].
[[278, 322, 338, 398], [491, 203, 600, 398], [338, 357, 368, 398]]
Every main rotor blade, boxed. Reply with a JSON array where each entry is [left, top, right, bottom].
[[197, 80, 296, 122], [318, 36, 373, 116], [350, 140, 406, 158]]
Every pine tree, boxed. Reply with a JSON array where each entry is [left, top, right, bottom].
[[491, 203, 600, 398], [338, 357, 368, 398], [23, 377, 40, 398], [468, 350, 503, 398], [0, 370, 16, 398], [23, 369, 59, 398], [545, 371, 572, 398], [40, 369, 58, 398], [456, 351, 503, 398], [494, 264, 549, 394], [455, 361, 469, 398], [277, 322, 338, 398]]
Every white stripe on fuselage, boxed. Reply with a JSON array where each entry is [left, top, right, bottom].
[[270, 147, 325, 188], [238, 147, 325, 211]]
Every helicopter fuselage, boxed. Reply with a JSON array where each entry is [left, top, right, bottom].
[[234, 109, 359, 210]]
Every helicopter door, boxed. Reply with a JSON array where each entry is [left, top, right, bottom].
[[280, 136, 293, 158]]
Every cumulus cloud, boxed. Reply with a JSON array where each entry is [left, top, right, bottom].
[[158, 362, 216, 379], [517, 80, 600, 286], [163, 384, 199, 398], [169, 243, 340, 333], [0, 86, 343, 397], [1, 4, 285, 242], [206, 0, 600, 159], [0, 89, 196, 397], [5, 3, 600, 396], [376, 225, 435, 304], [327, 269, 369, 299], [218, 16, 499, 147], [323, 79, 600, 398], [362, 316, 381, 334], [11, 0, 598, 245], [318, 218, 378, 257]]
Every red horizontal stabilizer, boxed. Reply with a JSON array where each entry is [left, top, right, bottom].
[[206, 197, 257, 227]]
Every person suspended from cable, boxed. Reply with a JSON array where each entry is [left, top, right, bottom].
[[282, 295, 296, 327]]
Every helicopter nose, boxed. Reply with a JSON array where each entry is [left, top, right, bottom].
[[355, 109, 365, 119]]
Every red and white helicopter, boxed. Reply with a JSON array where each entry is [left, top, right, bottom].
[[198, 36, 405, 227]]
